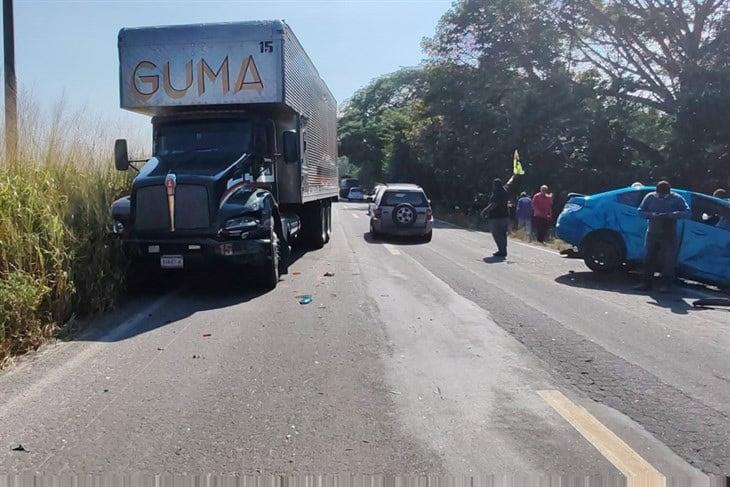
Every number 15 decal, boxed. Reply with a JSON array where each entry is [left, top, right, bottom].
[[259, 41, 273, 53]]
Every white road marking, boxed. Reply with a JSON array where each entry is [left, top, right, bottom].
[[435, 219, 726, 299], [538, 390, 666, 487], [0, 292, 179, 416], [509, 238, 562, 255], [384, 244, 401, 255], [37, 291, 193, 469], [434, 218, 562, 255]]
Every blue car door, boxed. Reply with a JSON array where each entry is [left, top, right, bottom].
[[678, 194, 730, 285], [614, 189, 652, 260]]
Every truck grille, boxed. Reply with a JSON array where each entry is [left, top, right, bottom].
[[135, 184, 210, 232]]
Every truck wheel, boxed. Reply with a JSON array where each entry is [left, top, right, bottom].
[[307, 203, 327, 249], [262, 231, 280, 290], [582, 234, 623, 273], [324, 203, 332, 243]]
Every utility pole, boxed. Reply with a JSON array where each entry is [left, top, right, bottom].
[[3, 0, 16, 156]]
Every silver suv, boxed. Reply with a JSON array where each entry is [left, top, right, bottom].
[[369, 184, 433, 242]]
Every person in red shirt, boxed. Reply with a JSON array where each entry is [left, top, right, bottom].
[[532, 185, 553, 243]]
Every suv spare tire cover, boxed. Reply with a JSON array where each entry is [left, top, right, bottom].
[[393, 203, 417, 226]]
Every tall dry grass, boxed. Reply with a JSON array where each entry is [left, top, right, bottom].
[[0, 97, 143, 366]]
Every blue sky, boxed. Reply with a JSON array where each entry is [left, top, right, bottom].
[[4, 0, 452, 131]]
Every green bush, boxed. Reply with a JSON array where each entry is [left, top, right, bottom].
[[0, 103, 134, 366], [0, 271, 51, 359]]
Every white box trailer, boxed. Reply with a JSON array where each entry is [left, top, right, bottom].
[[112, 21, 338, 288], [118, 20, 338, 204]]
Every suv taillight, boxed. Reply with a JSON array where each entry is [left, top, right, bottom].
[[374, 207, 382, 218], [426, 208, 433, 220]]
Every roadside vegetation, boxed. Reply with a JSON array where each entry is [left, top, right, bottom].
[[0, 100, 136, 366], [339, 0, 730, 211]]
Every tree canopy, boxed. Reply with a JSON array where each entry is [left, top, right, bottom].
[[338, 0, 729, 210]]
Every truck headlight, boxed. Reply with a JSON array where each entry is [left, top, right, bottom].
[[223, 216, 259, 231]]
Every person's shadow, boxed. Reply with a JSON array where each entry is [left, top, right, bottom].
[[555, 270, 726, 316], [483, 256, 507, 264], [646, 291, 693, 315]]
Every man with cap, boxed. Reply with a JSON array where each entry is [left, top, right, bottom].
[[481, 175, 518, 258], [634, 180, 690, 292]]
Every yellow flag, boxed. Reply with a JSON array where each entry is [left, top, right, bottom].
[[513, 149, 525, 175]]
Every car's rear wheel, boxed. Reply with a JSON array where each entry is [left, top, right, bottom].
[[369, 221, 380, 239], [582, 234, 624, 273]]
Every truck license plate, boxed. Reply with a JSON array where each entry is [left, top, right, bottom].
[[160, 255, 184, 269]]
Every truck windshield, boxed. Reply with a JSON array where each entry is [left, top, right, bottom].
[[155, 120, 253, 171]]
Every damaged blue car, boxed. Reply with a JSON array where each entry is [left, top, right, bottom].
[[556, 186, 730, 287]]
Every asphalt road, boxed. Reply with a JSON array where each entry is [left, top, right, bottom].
[[1, 201, 728, 481]]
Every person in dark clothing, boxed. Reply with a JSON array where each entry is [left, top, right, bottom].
[[481, 175, 518, 258], [634, 180, 690, 292]]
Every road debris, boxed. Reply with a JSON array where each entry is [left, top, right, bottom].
[[157, 347, 164, 351], [292, 271, 301, 275], [103, 389, 109, 393], [202, 333, 212, 337], [11, 445, 27, 452], [299, 295, 313, 305], [323, 272, 335, 277], [389, 390, 402, 395]]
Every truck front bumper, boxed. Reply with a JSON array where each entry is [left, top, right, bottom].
[[123, 236, 270, 268]]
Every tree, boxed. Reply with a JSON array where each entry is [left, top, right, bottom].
[[338, 69, 423, 186], [561, 0, 730, 188]]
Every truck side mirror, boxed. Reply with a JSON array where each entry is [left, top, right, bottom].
[[282, 130, 299, 163], [114, 139, 130, 171]]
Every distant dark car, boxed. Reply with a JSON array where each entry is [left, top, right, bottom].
[[369, 184, 433, 242], [556, 186, 730, 287], [347, 187, 365, 201], [339, 178, 360, 199]]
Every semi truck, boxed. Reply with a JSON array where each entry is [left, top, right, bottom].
[[111, 21, 338, 288]]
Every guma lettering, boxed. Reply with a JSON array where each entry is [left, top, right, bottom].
[[132, 55, 263, 101]]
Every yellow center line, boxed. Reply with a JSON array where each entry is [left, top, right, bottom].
[[384, 244, 401, 255], [538, 390, 666, 487]]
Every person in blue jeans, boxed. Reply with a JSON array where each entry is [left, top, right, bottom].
[[634, 180, 690, 292], [516, 192, 533, 240]]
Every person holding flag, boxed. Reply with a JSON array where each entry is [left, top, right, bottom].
[[480, 150, 524, 258], [513, 149, 525, 176]]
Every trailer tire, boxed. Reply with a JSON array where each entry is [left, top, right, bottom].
[[306, 203, 327, 249], [324, 202, 332, 243]]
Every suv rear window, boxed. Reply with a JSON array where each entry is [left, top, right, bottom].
[[382, 191, 427, 206]]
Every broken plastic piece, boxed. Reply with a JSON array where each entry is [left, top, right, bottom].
[[11, 445, 26, 452], [323, 272, 335, 277], [299, 295, 313, 305]]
